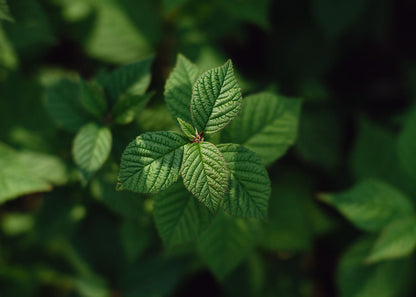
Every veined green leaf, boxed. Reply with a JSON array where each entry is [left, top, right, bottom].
[[181, 142, 229, 213], [197, 211, 258, 280], [112, 92, 154, 125], [398, 110, 416, 182], [165, 54, 200, 124], [153, 181, 212, 248], [367, 217, 416, 263], [118, 131, 188, 193], [72, 123, 112, 174], [222, 92, 301, 165], [80, 79, 107, 121], [46, 79, 90, 132], [191, 60, 242, 134], [0, 0, 13, 22], [218, 144, 271, 219], [338, 237, 413, 297], [319, 180, 414, 232], [177, 117, 196, 140], [104, 56, 153, 104]]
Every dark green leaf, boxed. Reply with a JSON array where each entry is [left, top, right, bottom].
[[112, 92, 154, 125], [0, 0, 13, 22], [398, 110, 416, 182], [80, 79, 107, 121]]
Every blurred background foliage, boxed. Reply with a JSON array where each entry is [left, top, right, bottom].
[[0, 0, 416, 296]]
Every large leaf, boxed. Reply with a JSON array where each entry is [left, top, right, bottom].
[[73, 123, 112, 174], [118, 131, 188, 193], [0, 0, 13, 22], [191, 60, 242, 134], [367, 217, 416, 263], [218, 144, 271, 219], [319, 180, 414, 232], [338, 237, 413, 297], [104, 56, 153, 104], [222, 92, 301, 165], [398, 110, 416, 182], [165, 54, 200, 124], [197, 211, 258, 280], [153, 181, 212, 248], [46, 79, 90, 132], [112, 92, 153, 125], [181, 142, 229, 213]]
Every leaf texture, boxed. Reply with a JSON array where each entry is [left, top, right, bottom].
[[118, 131, 188, 193], [222, 92, 301, 165], [177, 117, 195, 139], [218, 144, 271, 219], [320, 180, 414, 232], [181, 142, 229, 213], [153, 181, 212, 247], [367, 217, 416, 263], [72, 123, 112, 173], [191, 60, 242, 134], [165, 54, 200, 124]]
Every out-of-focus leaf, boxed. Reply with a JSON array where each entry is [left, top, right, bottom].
[[319, 180, 414, 232], [367, 217, 416, 263], [1, 213, 34, 236], [121, 218, 152, 262], [163, 0, 190, 12], [0, 25, 17, 69], [112, 92, 154, 125], [398, 109, 416, 182], [74, 275, 110, 297], [80, 80, 107, 121], [217, 0, 270, 29], [337, 237, 413, 297], [153, 181, 212, 248], [222, 92, 301, 165], [0, 0, 13, 21]]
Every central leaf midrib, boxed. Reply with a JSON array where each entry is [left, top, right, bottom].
[[198, 143, 215, 209]]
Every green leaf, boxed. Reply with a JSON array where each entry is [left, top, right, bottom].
[[165, 54, 200, 124], [0, 143, 51, 204], [222, 92, 301, 165], [104, 56, 153, 104], [217, 0, 270, 29], [112, 92, 154, 125], [46, 79, 90, 132], [191, 60, 242, 134], [367, 217, 416, 263], [218, 144, 271, 219], [398, 110, 416, 182], [177, 117, 196, 140], [163, 0, 190, 12], [181, 142, 229, 213], [0, 0, 13, 22], [197, 211, 258, 280], [153, 181, 212, 248], [319, 180, 414, 232], [118, 131, 188, 193], [80, 79, 107, 121], [312, 0, 369, 38], [72, 123, 112, 174], [338, 237, 413, 297], [121, 219, 152, 262]]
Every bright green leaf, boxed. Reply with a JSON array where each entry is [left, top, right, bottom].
[[118, 131, 188, 193], [218, 144, 271, 219], [319, 180, 414, 232], [165, 54, 200, 124], [191, 60, 242, 134], [80, 79, 107, 121], [153, 181, 212, 247], [104, 56, 153, 104], [181, 142, 229, 213], [398, 110, 416, 182], [0, 0, 13, 22], [367, 217, 416, 263], [222, 92, 301, 165], [72, 123, 112, 174], [197, 211, 258, 280], [177, 117, 196, 140], [112, 92, 154, 125]]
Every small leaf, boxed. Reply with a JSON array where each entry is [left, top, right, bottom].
[[72, 123, 112, 174], [118, 131, 188, 193], [319, 180, 414, 232], [222, 92, 301, 165], [398, 110, 416, 182], [165, 54, 200, 124], [0, 0, 14, 22], [197, 211, 258, 280], [153, 181, 212, 248], [218, 144, 271, 219], [181, 142, 229, 213], [191, 60, 242, 134], [367, 217, 416, 263], [104, 56, 153, 104], [112, 92, 154, 125], [177, 117, 196, 139], [80, 79, 107, 120]]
